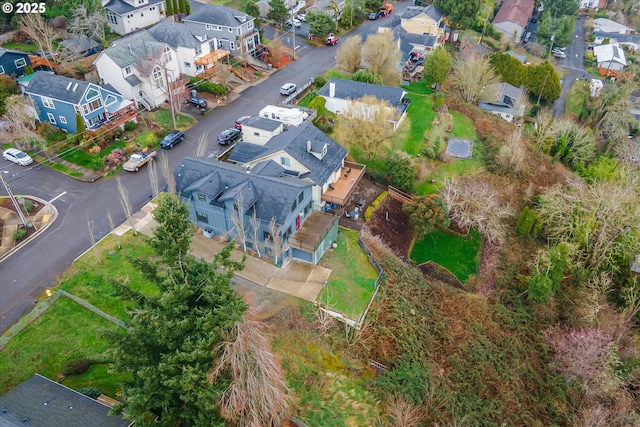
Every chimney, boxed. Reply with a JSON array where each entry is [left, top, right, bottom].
[[246, 165, 250, 173], [306, 140, 312, 153], [329, 81, 335, 98]]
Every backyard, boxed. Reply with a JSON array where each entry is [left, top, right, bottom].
[[317, 228, 379, 319]]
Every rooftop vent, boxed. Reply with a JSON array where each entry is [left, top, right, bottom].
[[66, 82, 73, 90], [72, 83, 78, 92]]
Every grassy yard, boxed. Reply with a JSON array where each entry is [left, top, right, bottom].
[[318, 228, 378, 319], [59, 139, 127, 170], [1, 42, 40, 54], [410, 227, 482, 283], [50, 162, 84, 178], [389, 93, 435, 156], [149, 108, 194, 131], [401, 80, 435, 95], [565, 80, 590, 119]]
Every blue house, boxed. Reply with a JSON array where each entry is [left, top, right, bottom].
[[174, 158, 339, 265], [25, 71, 136, 133], [0, 48, 31, 77]]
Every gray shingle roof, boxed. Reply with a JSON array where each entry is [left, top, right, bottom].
[[401, 5, 444, 21], [317, 78, 407, 109], [594, 31, 640, 44], [0, 47, 30, 58], [228, 123, 347, 186], [147, 21, 204, 49], [25, 71, 90, 104], [251, 160, 286, 176], [60, 35, 101, 52], [174, 158, 310, 224], [0, 374, 132, 427], [184, 4, 252, 28], [103, 31, 165, 68], [104, 0, 165, 15], [243, 116, 282, 131], [479, 102, 517, 115]]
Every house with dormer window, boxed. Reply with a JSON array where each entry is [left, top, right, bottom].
[[94, 31, 180, 110], [174, 157, 339, 265], [103, 0, 166, 35], [399, 5, 445, 39], [24, 71, 136, 133], [182, 5, 260, 56]]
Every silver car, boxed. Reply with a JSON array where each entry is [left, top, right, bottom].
[[3, 148, 33, 166], [280, 83, 297, 96]]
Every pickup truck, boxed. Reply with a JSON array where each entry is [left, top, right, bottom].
[[123, 150, 156, 172]]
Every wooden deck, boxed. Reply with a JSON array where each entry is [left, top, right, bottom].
[[321, 162, 366, 206]]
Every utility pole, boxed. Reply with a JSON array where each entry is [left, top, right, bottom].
[[0, 173, 30, 228], [162, 60, 177, 130], [290, 8, 296, 61]]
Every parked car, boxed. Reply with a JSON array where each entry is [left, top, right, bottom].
[[161, 130, 185, 149], [3, 148, 33, 166], [217, 128, 242, 145], [296, 13, 306, 22], [523, 32, 532, 42], [368, 11, 380, 20], [326, 33, 339, 46], [280, 83, 297, 96], [123, 150, 156, 172], [553, 52, 567, 59], [185, 95, 207, 108], [234, 116, 251, 130], [287, 18, 301, 27], [531, 17, 537, 23]]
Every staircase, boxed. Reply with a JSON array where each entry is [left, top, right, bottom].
[[135, 92, 153, 111]]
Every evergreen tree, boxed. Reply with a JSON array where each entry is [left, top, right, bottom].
[[108, 193, 248, 427], [75, 114, 86, 144], [178, 0, 186, 14], [165, 0, 173, 16], [267, 0, 288, 26], [490, 52, 527, 87], [171, 0, 179, 17], [306, 10, 335, 36], [423, 47, 452, 85], [434, 0, 482, 42], [526, 61, 561, 104]]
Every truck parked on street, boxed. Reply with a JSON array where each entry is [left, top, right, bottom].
[[123, 150, 156, 172]]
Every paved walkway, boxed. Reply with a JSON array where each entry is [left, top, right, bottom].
[[114, 200, 331, 303]]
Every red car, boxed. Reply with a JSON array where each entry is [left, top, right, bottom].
[[234, 116, 250, 130], [326, 34, 338, 46]]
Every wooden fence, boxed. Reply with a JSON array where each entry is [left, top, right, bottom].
[[387, 185, 413, 203]]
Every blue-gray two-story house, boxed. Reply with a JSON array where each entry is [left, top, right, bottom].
[[182, 4, 260, 56], [0, 48, 31, 77], [25, 71, 136, 134], [174, 158, 339, 265]]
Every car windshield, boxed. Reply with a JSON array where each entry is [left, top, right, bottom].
[[15, 152, 27, 158]]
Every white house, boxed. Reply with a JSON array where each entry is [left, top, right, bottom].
[[579, 0, 608, 9], [241, 116, 284, 145], [103, 0, 166, 35], [593, 18, 632, 35], [492, 0, 535, 41], [147, 20, 222, 77], [593, 44, 627, 72], [316, 78, 409, 130], [93, 31, 180, 110]]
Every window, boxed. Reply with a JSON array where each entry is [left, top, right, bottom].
[[184, 62, 191, 68], [164, 46, 172, 62], [74, 105, 80, 114], [152, 66, 163, 86], [0, 65, 4, 74], [209, 40, 216, 51], [194, 45, 202, 56], [205, 24, 211, 30], [198, 193, 205, 201], [47, 113, 56, 124], [87, 98, 102, 112], [229, 41, 235, 50], [196, 211, 208, 223], [265, 246, 272, 255], [104, 94, 117, 105], [124, 66, 132, 75], [86, 88, 99, 100], [228, 27, 233, 32], [14, 58, 26, 68], [280, 156, 290, 166], [41, 97, 55, 109], [263, 231, 272, 241], [291, 199, 297, 211], [298, 192, 304, 203], [107, 12, 117, 24], [59, 116, 67, 124]]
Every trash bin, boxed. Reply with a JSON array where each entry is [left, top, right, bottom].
[[267, 64, 272, 70]]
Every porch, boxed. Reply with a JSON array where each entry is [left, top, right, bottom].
[[287, 211, 339, 265], [86, 101, 137, 133], [321, 161, 366, 207], [195, 49, 231, 79]]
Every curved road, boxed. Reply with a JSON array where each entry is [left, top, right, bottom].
[[0, 3, 413, 333]]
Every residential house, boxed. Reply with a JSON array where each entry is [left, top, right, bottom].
[[241, 116, 284, 145], [148, 20, 227, 78], [174, 157, 339, 265], [316, 78, 409, 130], [228, 122, 349, 207], [593, 31, 640, 51], [0, 374, 132, 427], [257, 0, 304, 18], [182, 5, 260, 56], [479, 82, 526, 123], [25, 71, 136, 133], [395, 29, 439, 63], [103, 0, 166, 35], [305, 0, 345, 19], [593, 18, 632, 35], [492, 0, 535, 41], [0, 48, 31, 77], [94, 30, 180, 110], [579, 0, 608, 9], [399, 5, 445, 39], [593, 44, 627, 74], [59, 35, 103, 57]]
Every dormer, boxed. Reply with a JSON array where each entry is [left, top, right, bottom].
[[306, 140, 328, 160], [235, 15, 247, 23]]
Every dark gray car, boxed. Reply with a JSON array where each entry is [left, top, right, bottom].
[[161, 130, 185, 149]]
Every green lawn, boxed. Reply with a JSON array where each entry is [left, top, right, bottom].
[[149, 109, 194, 131], [389, 93, 435, 156], [565, 80, 590, 119], [318, 228, 378, 319], [59, 139, 127, 170], [135, 130, 159, 147], [49, 162, 84, 178], [1, 42, 40, 54], [410, 227, 482, 283], [401, 80, 435, 95], [324, 69, 351, 80]]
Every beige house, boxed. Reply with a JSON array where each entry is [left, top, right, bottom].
[[400, 5, 445, 38]]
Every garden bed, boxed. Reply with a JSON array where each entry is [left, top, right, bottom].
[[366, 197, 413, 257]]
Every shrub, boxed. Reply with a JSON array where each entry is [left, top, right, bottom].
[[433, 93, 445, 110], [78, 387, 102, 399], [124, 121, 137, 131], [13, 228, 26, 240], [63, 358, 91, 376], [39, 122, 67, 145], [314, 75, 327, 88], [516, 206, 541, 236], [22, 199, 33, 212], [188, 77, 227, 96], [314, 116, 334, 133]]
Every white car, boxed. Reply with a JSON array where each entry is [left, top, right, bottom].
[[3, 148, 33, 166], [280, 83, 297, 96], [296, 13, 306, 22], [287, 18, 301, 27]]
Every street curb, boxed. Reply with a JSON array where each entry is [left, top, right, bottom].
[[0, 195, 59, 263]]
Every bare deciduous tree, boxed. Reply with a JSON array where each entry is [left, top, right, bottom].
[[449, 52, 499, 103], [496, 128, 527, 175], [67, 5, 108, 43], [384, 395, 425, 427], [268, 216, 283, 265], [20, 14, 57, 71], [361, 32, 402, 86], [529, 108, 556, 151], [115, 176, 136, 235], [194, 132, 208, 157], [159, 152, 176, 194], [0, 95, 43, 151], [87, 218, 101, 263], [250, 208, 261, 257], [230, 192, 248, 251], [148, 157, 159, 197], [440, 177, 513, 244], [336, 34, 362, 73], [212, 318, 290, 426], [106, 210, 121, 249]]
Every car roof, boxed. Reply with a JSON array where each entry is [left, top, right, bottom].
[[282, 83, 295, 88], [4, 148, 22, 155]]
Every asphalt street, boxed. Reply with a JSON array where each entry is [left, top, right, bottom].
[[0, 2, 413, 333], [552, 18, 587, 116]]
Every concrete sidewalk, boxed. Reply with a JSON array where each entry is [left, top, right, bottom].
[[117, 200, 330, 303]]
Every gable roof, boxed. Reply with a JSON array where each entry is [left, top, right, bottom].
[[0, 374, 131, 427], [104, 0, 165, 15], [147, 21, 205, 49], [317, 78, 407, 108], [243, 116, 282, 132], [174, 157, 310, 224], [492, 0, 535, 28], [594, 31, 640, 45], [60, 35, 101, 53], [401, 5, 444, 21], [228, 123, 347, 186], [494, 82, 523, 104], [593, 18, 630, 33], [479, 102, 518, 116], [593, 44, 627, 65], [101, 31, 165, 68], [184, 4, 252, 28], [393, 27, 439, 59], [25, 71, 91, 104], [0, 47, 30, 59]]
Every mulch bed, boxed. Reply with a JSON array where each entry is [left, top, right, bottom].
[[366, 197, 413, 258], [0, 197, 44, 243]]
